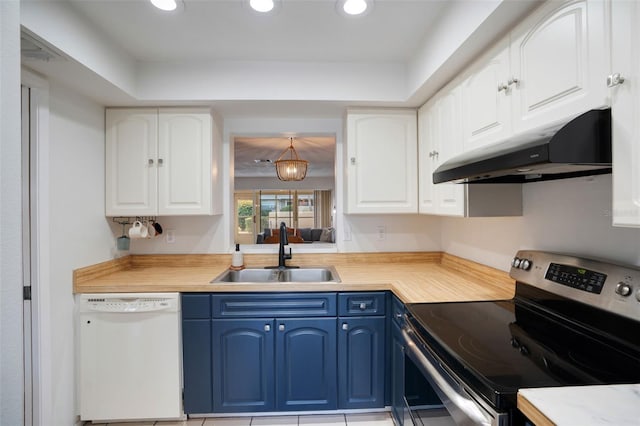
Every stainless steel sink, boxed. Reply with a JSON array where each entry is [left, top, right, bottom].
[[213, 269, 278, 283], [211, 266, 340, 283]]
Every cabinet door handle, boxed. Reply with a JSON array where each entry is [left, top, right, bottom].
[[158, 158, 164, 165], [508, 77, 519, 86], [497, 83, 508, 92], [278, 324, 285, 332], [148, 159, 154, 166], [264, 324, 271, 332], [342, 323, 349, 331], [359, 302, 367, 310], [607, 73, 625, 88], [350, 157, 356, 165]]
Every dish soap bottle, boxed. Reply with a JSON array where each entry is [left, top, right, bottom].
[[231, 244, 244, 270]]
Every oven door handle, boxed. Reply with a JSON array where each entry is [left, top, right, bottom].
[[401, 327, 493, 426]]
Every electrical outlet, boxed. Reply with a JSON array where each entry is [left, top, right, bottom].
[[166, 230, 176, 243], [376, 225, 386, 241], [343, 224, 352, 241]]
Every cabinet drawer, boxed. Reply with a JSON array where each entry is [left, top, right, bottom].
[[338, 292, 386, 316], [182, 294, 211, 319], [391, 295, 405, 327], [212, 293, 337, 318]]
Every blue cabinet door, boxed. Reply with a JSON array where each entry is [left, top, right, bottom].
[[182, 319, 212, 414], [212, 319, 275, 412], [275, 318, 338, 411], [338, 316, 386, 409]]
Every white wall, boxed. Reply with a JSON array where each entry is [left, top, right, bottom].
[[0, 1, 24, 424], [441, 175, 640, 271], [342, 214, 441, 253], [47, 81, 115, 424]]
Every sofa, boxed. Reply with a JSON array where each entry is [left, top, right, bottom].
[[256, 227, 335, 244]]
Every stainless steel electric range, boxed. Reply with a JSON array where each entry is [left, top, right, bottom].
[[401, 250, 640, 426]]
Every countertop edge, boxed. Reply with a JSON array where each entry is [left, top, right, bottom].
[[517, 392, 555, 426]]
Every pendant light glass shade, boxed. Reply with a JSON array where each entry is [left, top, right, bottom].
[[275, 138, 308, 181]]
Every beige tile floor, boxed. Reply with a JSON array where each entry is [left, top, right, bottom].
[[89, 409, 455, 426]]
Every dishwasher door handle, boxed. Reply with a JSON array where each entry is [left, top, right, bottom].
[[401, 327, 493, 426]]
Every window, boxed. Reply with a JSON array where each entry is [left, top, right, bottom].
[[234, 189, 333, 244]]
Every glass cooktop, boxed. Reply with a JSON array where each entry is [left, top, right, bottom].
[[406, 293, 640, 410]]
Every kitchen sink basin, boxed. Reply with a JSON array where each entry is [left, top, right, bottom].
[[211, 266, 340, 283]]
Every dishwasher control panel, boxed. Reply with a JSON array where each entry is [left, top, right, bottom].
[[79, 293, 180, 313]]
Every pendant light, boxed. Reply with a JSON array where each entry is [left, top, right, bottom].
[[275, 137, 308, 181]]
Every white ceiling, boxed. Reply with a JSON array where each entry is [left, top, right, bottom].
[[67, 0, 448, 64]]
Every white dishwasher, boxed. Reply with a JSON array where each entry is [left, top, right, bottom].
[[79, 292, 183, 422]]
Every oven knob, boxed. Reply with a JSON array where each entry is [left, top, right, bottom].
[[520, 259, 532, 270], [519, 345, 530, 356], [510, 337, 520, 348], [512, 258, 521, 268], [615, 282, 632, 297]]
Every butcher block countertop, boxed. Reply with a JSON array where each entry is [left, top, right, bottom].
[[73, 252, 515, 303]]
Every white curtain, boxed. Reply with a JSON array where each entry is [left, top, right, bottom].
[[314, 190, 333, 228]]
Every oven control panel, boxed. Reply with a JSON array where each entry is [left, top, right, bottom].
[[545, 263, 607, 294], [510, 250, 640, 322]]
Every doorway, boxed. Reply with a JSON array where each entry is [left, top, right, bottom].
[[21, 69, 52, 426]]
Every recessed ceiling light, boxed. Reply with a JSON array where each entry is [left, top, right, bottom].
[[150, 0, 178, 11], [343, 0, 368, 15], [250, 0, 275, 13]]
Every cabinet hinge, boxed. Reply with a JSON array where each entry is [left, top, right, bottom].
[[23, 286, 32, 301]]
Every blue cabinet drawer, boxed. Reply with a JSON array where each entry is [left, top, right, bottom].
[[182, 294, 211, 319], [338, 292, 386, 316], [212, 293, 337, 318]]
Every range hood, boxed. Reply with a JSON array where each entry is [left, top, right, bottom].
[[433, 109, 612, 184]]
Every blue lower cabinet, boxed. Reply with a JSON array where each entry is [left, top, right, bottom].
[[211, 317, 338, 413], [183, 292, 387, 414], [276, 318, 338, 411], [182, 319, 213, 414], [338, 316, 386, 409], [212, 319, 276, 412]]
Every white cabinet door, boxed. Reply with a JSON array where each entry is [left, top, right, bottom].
[[434, 89, 465, 216], [611, 0, 640, 227], [418, 102, 437, 213], [419, 89, 465, 216], [105, 109, 158, 216], [510, 0, 608, 133], [158, 110, 213, 215], [461, 40, 512, 152], [346, 110, 418, 214]]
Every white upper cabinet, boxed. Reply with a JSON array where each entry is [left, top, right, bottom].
[[610, 0, 640, 227], [461, 0, 608, 152], [106, 108, 219, 216], [106, 109, 158, 216], [461, 40, 512, 152], [419, 87, 522, 218], [346, 109, 418, 214], [510, 0, 608, 133], [419, 87, 466, 216]]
